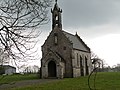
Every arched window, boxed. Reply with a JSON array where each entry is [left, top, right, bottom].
[[85, 57, 89, 75], [80, 55, 84, 76], [77, 53, 79, 66]]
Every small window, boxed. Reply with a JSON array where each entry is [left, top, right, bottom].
[[54, 33, 58, 45], [63, 46, 66, 50]]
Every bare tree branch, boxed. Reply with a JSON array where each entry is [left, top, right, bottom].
[[0, 0, 52, 67]]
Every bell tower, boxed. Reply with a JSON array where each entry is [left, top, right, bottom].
[[51, 0, 62, 30]]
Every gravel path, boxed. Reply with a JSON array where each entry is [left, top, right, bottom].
[[0, 79, 60, 90]]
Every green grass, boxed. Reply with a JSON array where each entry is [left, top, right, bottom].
[[10, 72, 120, 90], [0, 74, 39, 85]]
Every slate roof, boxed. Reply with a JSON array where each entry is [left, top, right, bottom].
[[62, 31, 90, 52]]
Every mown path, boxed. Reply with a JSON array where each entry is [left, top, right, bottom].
[[0, 79, 60, 90]]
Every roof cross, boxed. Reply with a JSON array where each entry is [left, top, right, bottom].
[[55, 0, 57, 3]]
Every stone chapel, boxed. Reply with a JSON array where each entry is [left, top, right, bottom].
[[41, 1, 92, 79]]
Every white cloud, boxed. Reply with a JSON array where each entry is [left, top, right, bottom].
[[87, 34, 120, 66]]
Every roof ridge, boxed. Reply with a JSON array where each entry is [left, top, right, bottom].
[[62, 30, 75, 36]]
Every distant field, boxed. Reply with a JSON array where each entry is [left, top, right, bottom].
[[9, 72, 120, 90], [0, 74, 39, 85]]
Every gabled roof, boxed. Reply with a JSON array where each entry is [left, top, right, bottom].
[[62, 31, 90, 52], [41, 48, 65, 63]]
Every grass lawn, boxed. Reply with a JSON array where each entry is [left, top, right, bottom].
[[0, 74, 39, 85], [10, 72, 120, 90]]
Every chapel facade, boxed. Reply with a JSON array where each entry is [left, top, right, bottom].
[[41, 1, 92, 79]]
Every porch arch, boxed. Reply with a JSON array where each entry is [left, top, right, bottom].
[[48, 60, 56, 77]]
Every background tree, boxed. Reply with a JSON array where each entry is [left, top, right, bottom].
[[0, 48, 9, 65], [0, 0, 52, 66], [111, 64, 120, 72], [91, 52, 104, 71]]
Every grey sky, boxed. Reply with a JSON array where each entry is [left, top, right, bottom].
[[38, 0, 120, 66], [60, 0, 120, 27], [47, 0, 120, 38], [40, 0, 120, 43]]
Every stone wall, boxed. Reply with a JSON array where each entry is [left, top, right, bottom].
[[41, 26, 73, 78], [72, 49, 92, 77]]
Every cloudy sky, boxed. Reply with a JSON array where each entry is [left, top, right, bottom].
[[36, 0, 120, 67]]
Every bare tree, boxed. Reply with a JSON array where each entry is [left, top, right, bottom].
[[0, 0, 52, 65], [88, 52, 105, 90], [91, 52, 104, 70]]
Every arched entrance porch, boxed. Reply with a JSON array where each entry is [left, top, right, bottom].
[[48, 61, 56, 77]]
